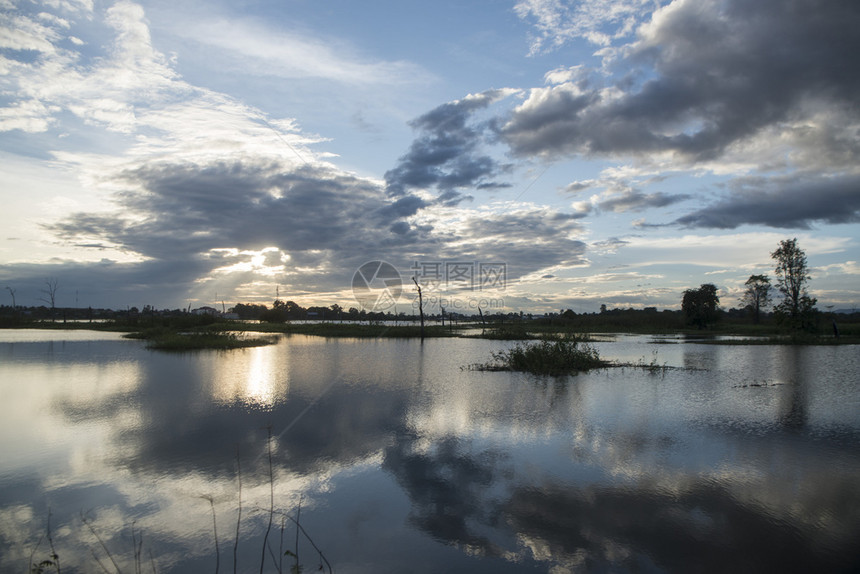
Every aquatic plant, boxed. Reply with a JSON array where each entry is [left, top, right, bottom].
[[477, 336, 608, 375], [28, 431, 331, 574]]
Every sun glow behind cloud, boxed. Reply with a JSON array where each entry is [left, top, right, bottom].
[[210, 247, 291, 278]]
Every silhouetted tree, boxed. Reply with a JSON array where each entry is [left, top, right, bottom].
[[771, 238, 816, 329], [231, 303, 267, 320], [412, 277, 424, 339], [682, 283, 720, 329], [739, 274, 772, 323], [40, 277, 59, 321], [261, 299, 288, 323]]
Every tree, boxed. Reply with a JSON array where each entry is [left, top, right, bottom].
[[412, 277, 424, 339], [739, 274, 772, 323], [231, 303, 267, 320], [40, 278, 59, 320], [261, 299, 288, 323], [682, 283, 720, 328], [771, 238, 816, 329]]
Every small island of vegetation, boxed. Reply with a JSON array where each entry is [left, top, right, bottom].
[[473, 336, 609, 376], [124, 327, 277, 351]]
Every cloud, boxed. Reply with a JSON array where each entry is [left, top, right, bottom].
[[514, 0, 654, 54], [674, 174, 860, 229], [0, 0, 181, 135], [415, 204, 589, 282], [596, 189, 689, 213], [591, 237, 629, 254], [564, 170, 689, 215], [0, 258, 214, 308], [0, 11, 62, 52], [501, 0, 860, 168], [175, 16, 431, 86], [46, 159, 424, 283], [0, 3, 596, 309], [384, 90, 518, 198]]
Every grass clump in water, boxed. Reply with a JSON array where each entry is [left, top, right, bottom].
[[477, 335, 608, 375], [126, 328, 276, 350]]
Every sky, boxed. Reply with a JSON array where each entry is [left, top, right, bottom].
[[1, 0, 859, 314]]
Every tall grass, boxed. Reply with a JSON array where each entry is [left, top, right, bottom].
[[31, 431, 331, 574]]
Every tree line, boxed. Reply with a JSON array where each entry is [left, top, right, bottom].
[[682, 238, 820, 331]]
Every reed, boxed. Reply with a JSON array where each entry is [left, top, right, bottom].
[[475, 336, 608, 375]]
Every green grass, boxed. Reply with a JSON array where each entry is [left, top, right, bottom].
[[475, 336, 609, 376]]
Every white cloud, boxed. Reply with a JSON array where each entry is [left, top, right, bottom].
[[40, 0, 93, 13], [816, 261, 860, 276], [0, 12, 61, 52], [514, 0, 659, 54], [175, 16, 432, 86], [0, 99, 57, 132]]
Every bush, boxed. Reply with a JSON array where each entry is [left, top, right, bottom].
[[483, 336, 607, 375]]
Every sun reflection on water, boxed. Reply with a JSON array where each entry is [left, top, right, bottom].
[[209, 343, 290, 409]]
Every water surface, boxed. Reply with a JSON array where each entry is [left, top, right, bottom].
[[1, 330, 859, 573]]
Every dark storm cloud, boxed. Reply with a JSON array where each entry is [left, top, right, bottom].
[[435, 189, 473, 207], [377, 194, 429, 219], [33, 159, 437, 305], [675, 174, 860, 229], [49, 160, 422, 259], [500, 0, 860, 163], [384, 89, 514, 198]]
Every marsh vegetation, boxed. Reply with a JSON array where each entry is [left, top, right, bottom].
[[472, 336, 609, 375]]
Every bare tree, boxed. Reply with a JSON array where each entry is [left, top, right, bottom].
[[40, 278, 60, 320], [412, 277, 424, 339], [739, 274, 771, 324], [5, 286, 15, 308]]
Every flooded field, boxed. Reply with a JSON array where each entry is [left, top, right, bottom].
[[1, 330, 859, 573]]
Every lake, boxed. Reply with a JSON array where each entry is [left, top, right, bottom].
[[1, 329, 859, 573]]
